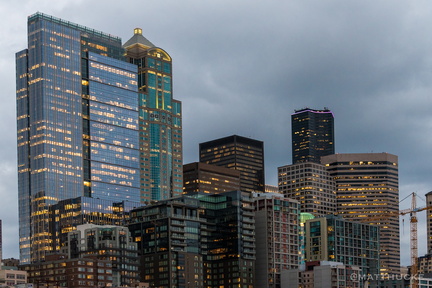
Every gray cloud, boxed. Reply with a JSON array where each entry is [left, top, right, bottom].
[[1, 0, 432, 266]]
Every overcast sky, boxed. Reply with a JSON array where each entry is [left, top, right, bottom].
[[1, 0, 432, 266]]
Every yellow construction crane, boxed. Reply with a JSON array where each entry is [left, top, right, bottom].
[[361, 192, 432, 288], [399, 192, 432, 288]]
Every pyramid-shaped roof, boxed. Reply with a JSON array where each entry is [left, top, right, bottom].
[[123, 28, 155, 49]]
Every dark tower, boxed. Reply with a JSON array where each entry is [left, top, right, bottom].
[[199, 135, 265, 192], [291, 108, 334, 164]]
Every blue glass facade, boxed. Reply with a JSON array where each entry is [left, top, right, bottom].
[[17, 15, 85, 263], [87, 52, 140, 202], [124, 35, 183, 202], [16, 13, 144, 264]]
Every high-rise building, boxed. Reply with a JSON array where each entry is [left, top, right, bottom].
[[426, 192, 432, 254], [291, 108, 334, 164], [305, 215, 380, 277], [16, 13, 181, 264], [199, 135, 265, 192], [321, 153, 399, 275], [124, 29, 183, 202], [253, 193, 299, 288], [183, 162, 241, 194], [278, 162, 336, 217], [128, 191, 255, 288]]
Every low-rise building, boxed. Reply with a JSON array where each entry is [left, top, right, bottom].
[[22, 253, 112, 288], [0, 268, 27, 287], [282, 261, 361, 288]]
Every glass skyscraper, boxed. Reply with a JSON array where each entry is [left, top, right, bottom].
[[124, 29, 183, 202], [291, 108, 334, 164], [16, 13, 182, 264]]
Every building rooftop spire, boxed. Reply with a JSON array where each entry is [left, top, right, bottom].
[[123, 28, 155, 49]]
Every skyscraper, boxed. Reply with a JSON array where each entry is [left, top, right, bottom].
[[291, 108, 334, 164], [128, 191, 255, 288], [16, 13, 181, 264], [321, 153, 400, 275], [278, 162, 336, 217], [253, 193, 299, 288], [124, 29, 183, 202], [426, 192, 432, 255], [199, 135, 265, 192]]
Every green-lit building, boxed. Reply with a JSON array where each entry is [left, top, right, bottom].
[[124, 29, 183, 202], [299, 212, 315, 267], [305, 215, 380, 277]]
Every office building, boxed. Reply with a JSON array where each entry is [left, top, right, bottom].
[[128, 191, 255, 288], [321, 153, 400, 275], [199, 135, 264, 192], [426, 192, 432, 254], [16, 13, 181, 264], [183, 162, 241, 194], [419, 254, 432, 275], [253, 193, 299, 288], [23, 253, 112, 288], [305, 215, 380, 276], [278, 162, 336, 217], [282, 261, 361, 288], [48, 196, 140, 252], [291, 108, 334, 164], [124, 28, 183, 202], [63, 224, 139, 287]]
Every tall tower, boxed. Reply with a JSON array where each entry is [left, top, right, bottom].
[[426, 192, 432, 254], [291, 108, 334, 164], [253, 193, 299, 288], [199, 135, 265, 192], [16, 13, 180, 264], [321, 153, 400, 275], [124, 28, 183, 202]]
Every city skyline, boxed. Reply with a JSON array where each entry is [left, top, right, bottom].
[[1, 1, 432, 265]]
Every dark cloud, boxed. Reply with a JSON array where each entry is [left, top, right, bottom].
[[2, 0, 432, 265]]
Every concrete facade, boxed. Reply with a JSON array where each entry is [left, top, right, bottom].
[[253, 193, 299, 288], [183, 162, 241, 194], [321, 153, 400, 275], [278, 162, 336, 217]]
